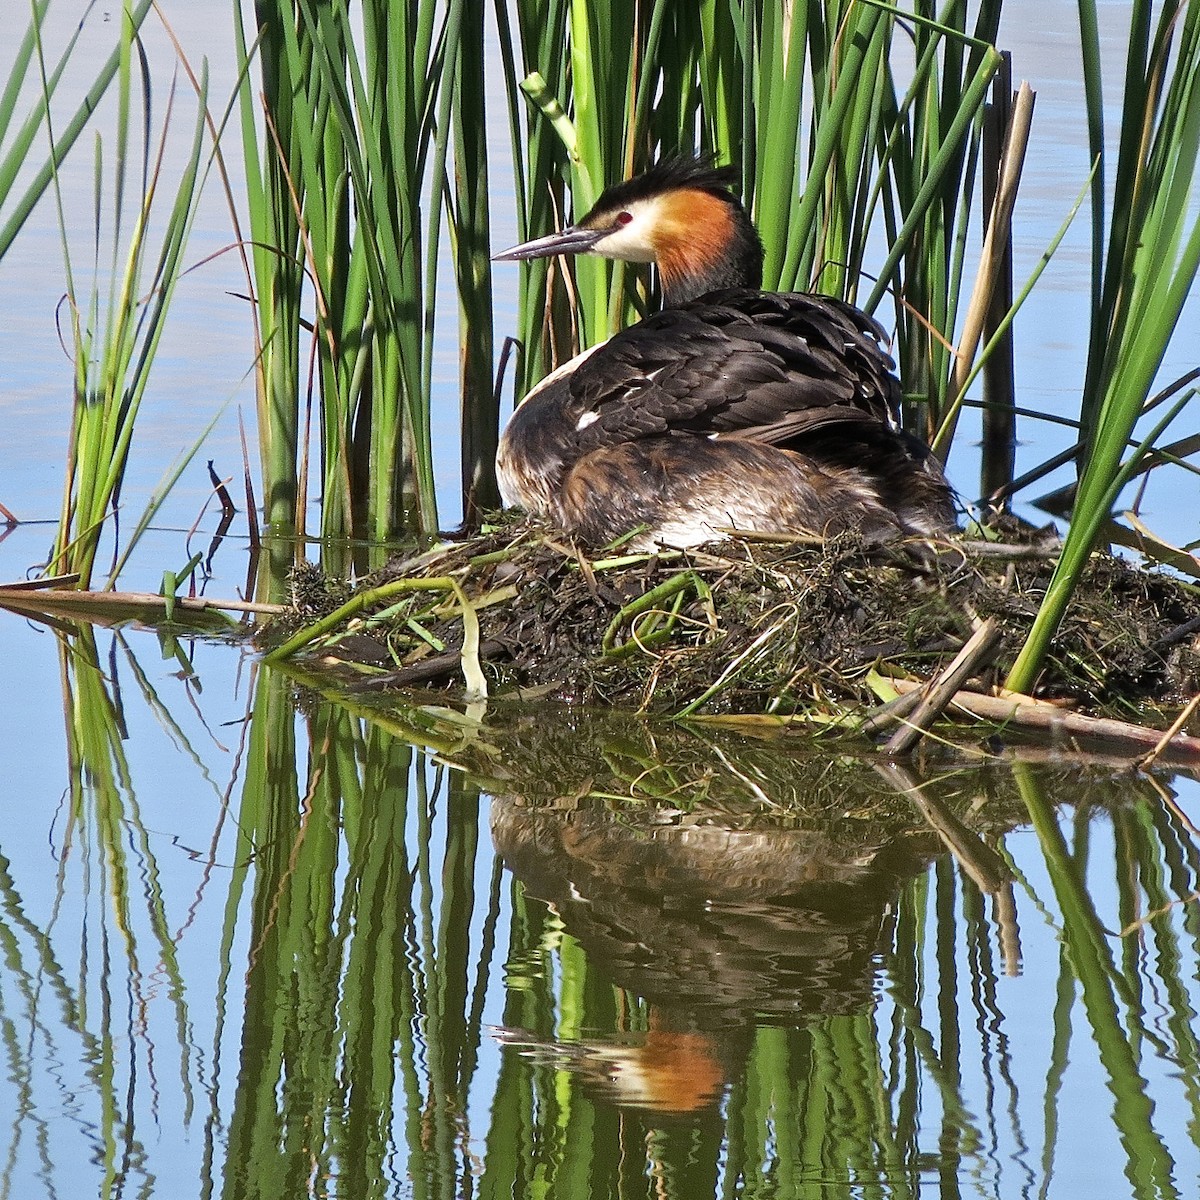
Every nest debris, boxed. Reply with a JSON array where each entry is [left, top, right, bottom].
[[271, 514, 1200, 722]]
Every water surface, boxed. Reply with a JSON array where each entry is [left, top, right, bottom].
[[2, 631, 1200, 1197], [2, 3, 1200, 1197]]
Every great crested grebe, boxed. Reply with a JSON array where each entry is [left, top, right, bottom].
[[493, 157, 955, 549]]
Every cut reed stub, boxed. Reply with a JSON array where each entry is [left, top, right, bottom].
[[883, 619, 1005, 756]]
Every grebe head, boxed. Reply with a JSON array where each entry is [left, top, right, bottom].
[[493, 156, 764, 306]]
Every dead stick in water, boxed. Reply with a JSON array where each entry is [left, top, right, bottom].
[[884, 619, 1004, 755], [858, 687, 925, 738], [0, 586, 285, 617], [1137, 692, 1200, 769], [889, 678, 1200, 762]]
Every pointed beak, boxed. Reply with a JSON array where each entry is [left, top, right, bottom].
[[492, 225, 607, 262]]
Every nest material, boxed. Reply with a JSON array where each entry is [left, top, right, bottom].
[[284, 516, 1200, 719]]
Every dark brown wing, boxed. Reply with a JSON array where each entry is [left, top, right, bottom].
[[571, 288, 902, 455]]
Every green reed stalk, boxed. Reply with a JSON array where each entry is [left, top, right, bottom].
[[494, 0, 575, 392], [45, 14, 208, 587], [1007, 0, 1200, 692], [0, 0, 153, 262], [238, 0, 471, 555], [454, 0, 499, 524], [502, 0, 1002, 449], [500, 0, 686, 393], [866, 5, 1003, 434], [233, 0, 303, 541]]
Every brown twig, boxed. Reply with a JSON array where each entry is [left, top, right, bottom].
[[939, 80, 1036, 456], [858, 687, 925, 737], [238, 408, 260, 552], [208, 460, 238, 518], [0, 587, 284, 619], [0, 573, 81, 591], [889, 678, 1200, 762], [884, 619, 1005, 755], [980, 55, 1018, 508], [1137, 693, 1200, 769], [353, 640, 506, 690], [946, 539, 1061, 560]]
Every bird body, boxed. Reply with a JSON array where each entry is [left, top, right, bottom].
[[495, 158, 954, 549]]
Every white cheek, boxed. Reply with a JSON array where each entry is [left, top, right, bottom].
[[589, 199, 660, 263], [592, 226, 654, 261]]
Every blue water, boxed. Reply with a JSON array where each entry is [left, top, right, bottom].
[[2, 3, 1200, 1198], [5, 617, 1200, 1197]]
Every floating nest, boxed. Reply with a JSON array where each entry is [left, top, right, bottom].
[[274, 514, 1200, 724]]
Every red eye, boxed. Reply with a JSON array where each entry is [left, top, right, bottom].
[[615, 211, 633, 226]]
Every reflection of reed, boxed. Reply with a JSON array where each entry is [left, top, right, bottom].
[[1015, 764, 1198, 1194], [218, 669, 499, 1199], [203, 679, 1200, 1198], [5, 647, 1198, 1196], [0, 625, 209, 1194]]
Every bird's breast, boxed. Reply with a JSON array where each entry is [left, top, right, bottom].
[[497, 346, 604, 514]]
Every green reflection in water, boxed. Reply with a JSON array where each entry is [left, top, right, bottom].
[[216, 673, 501, 1200], [1016, 765, 1187, 1200], [0, 630, 1199, 1198]]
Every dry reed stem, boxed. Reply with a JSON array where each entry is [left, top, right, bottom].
[[950, 81, 1036, 406], [1136, 692, 1200, 769], [891, 678, 1200, 761], [884, 619, 1005, 755], [0, 587, 283, 619]]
